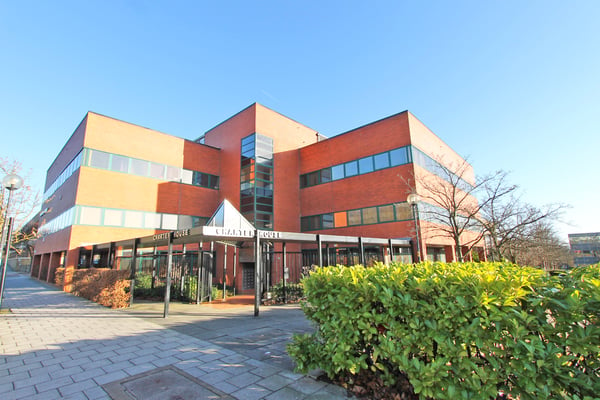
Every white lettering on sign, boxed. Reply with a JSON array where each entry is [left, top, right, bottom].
[[153, 232, 171, 241], [174, 229, 190, 238], [213, 228, 254, 238], [259, 231, 281, 239]]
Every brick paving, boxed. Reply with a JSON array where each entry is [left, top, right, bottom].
[[0, 270, 351, 399]]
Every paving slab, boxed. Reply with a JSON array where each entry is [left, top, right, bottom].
[[0, 269, 353, 399]]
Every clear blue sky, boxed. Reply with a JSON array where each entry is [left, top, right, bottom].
[[1, 1, 598, 242]]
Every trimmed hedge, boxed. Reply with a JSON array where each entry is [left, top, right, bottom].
[[57, 268, 131, 308], [288, 262, 600, 399]]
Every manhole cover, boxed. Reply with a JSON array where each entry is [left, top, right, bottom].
[[102, 365, 234, 400]]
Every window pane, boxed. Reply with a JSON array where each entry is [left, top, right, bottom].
[[199, 174, 210, 187], [161, 214, 178, 230], [306, 172, 319, 186], [177, 215, 193, 229], [181, 169, 193, 184], [322, 213, 334, 229], [344, 161, 358, 177], [166, 166, 181, 181], [374, 153, 390, 170], [390, 148, 408, 166], [111, 155, 129, 173], [320, 168, 332, 183], [395, 203, 412, 220], [80, 206, 102, 225], [331, 165, 344, 180], [210, 175, 219, 189], [150, 163, 165, 179], [358, 157, 374, 174], [378, 205, 394, 222], [347, 209, 361, 225], [124, 211, 144, 228], [144, 213, 161, 228], [104, 209, 123, 226], [334, 212, 347, 227], [89, 150, 110, 169], [130, 159, 149, 176], [362, 207, 377, 224]]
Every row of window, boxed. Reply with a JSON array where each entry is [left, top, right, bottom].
[[43, 148, 221, 203], [301, 202, 414, 231], [300, 146, 411, 188], [85, 149, 219, 189], [43, 151, 83, 202], [38, 205, 208, 236]]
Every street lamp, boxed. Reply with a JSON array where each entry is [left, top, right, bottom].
[[407, 193, 422, 263], [0, 174, 24, 310]]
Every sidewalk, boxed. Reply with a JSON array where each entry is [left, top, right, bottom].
[[0, 270, 351, 400]]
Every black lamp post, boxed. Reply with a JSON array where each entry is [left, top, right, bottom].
[[0, 174, 24, 310], [407, 193, 422, 263]]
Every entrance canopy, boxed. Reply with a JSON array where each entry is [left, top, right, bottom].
[[88, 200, 411, 317]]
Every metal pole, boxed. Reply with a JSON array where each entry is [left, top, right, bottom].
[[163, 233, 173, 319], [233, 246, 237, 296], [282, 242, 287, 304], [196, 241, 203, 304], [223, 244, 227, 301], [358, 237, 365, 265], [317, 235, 323, 267], [0, 217, 14, 310], [129, 239, 139, 307], [254, 230, 261, 317]]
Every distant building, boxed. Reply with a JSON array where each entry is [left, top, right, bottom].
[[32, 103, 484, 292], [568, 232, 600, 266]]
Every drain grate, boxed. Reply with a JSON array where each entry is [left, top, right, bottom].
[[102, 365, 234, 400]]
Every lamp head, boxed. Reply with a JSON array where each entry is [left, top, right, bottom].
[[407, 193, 420, 205], [2, 174, 24, 191]]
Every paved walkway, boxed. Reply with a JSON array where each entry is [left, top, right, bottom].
[[0, 269, 351, 400]]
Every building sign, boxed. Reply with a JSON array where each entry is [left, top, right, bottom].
[[153, 232, 171, 241], [258, 230, 282, 239], [203, 226, 254, 238], [174, 229, 190, 239]]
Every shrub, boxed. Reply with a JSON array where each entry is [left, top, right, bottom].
[[288, 262, 600, 399], [54, 267, 65, 286], [271, 280, 304, 303], [69, 268, 131, 308]]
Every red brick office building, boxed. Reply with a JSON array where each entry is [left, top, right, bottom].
[[32, 103, 482, 292]]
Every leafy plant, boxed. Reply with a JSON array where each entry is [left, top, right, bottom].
[[288, 262, 600, 399]]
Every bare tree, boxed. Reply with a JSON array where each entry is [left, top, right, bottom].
[[478, 171, 568, 263], [1, 157, 40, 255], [507, 221, 572, 269], [409, 156, 499, 262]]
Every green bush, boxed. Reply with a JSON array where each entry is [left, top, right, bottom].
[[271, 280, 304, 302], [288, 262, 600, 399]]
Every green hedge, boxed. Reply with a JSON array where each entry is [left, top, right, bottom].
[[287, 262, 600, 399]]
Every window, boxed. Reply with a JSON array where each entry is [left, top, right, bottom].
[[150, 163, 165, 179], [331, 165, 344, 180], [390, 148, 409, 166], [161, 214, 178, 230], [181, 169, 193, 184], [358, 157, 374, 174], [110, 155, 129, 173], [130, 159, 149, 176], [322, 213, 334, 229], [145, 213, 161, 229], [378, 205, 395, 222], [347, 209, 361, 226], [344, 161, 358, 177], [124, 211, 144, 228], [301, 216, 320, 231], [80, 206, 102, 225], [362, 207, 378, 224], [395, 203, 412, 220], [89, 150, 110, 169], [104, 209, 123, 226], [166, 166, 181, 181], [374, 153, 390, 170]]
